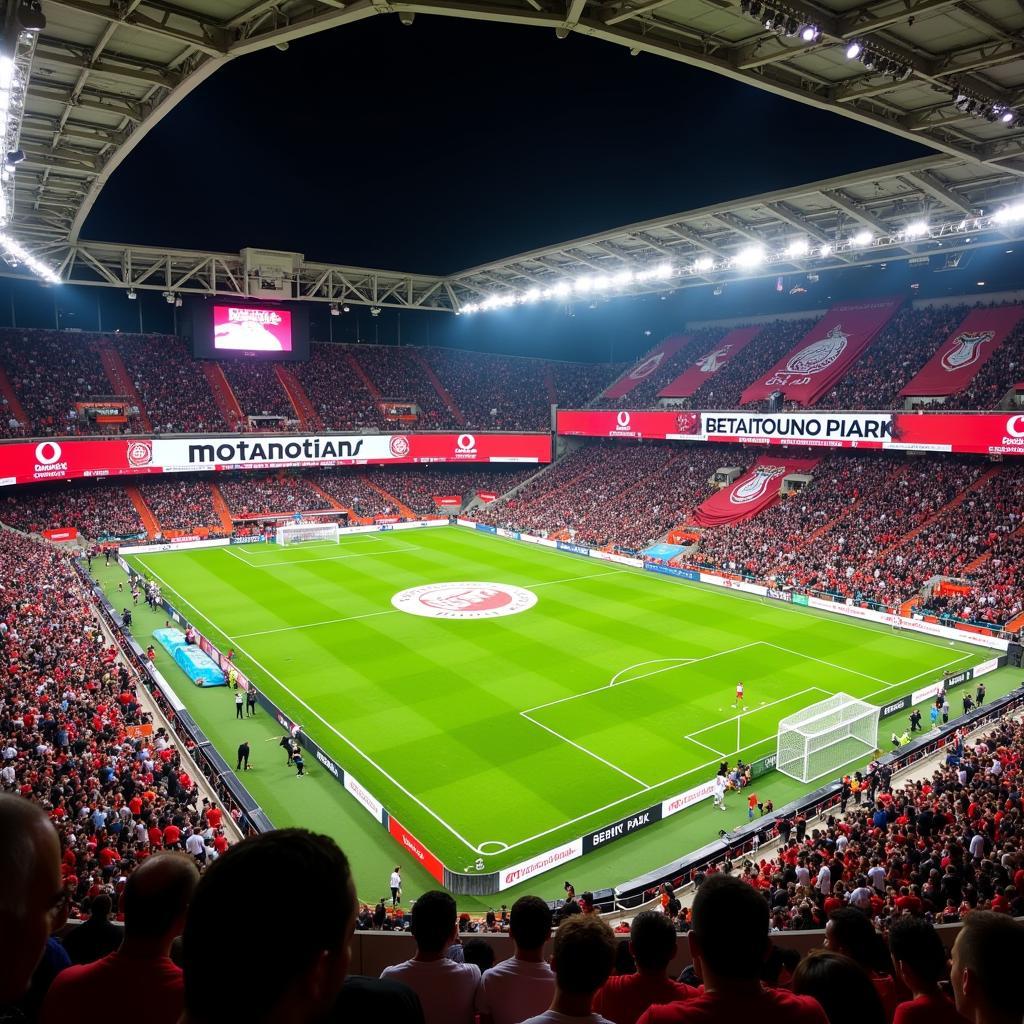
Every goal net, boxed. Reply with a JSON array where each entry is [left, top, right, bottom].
[[776, 692, 879, 784], [275, 522, 340, 546]]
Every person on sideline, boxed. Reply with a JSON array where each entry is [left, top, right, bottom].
[[477, 895, 556, 1024], [41, 853, 199, 1024], [593, 911, 699, 1023], [390, 866, 402, 906], [237, 741, 250, 771], [889, 916, 965, 1024], [519, 915, 618, 1024], [381, 890, 480, 1024], [182, 829, 357, 1024], [637, 876, 828, 1024], [950, 911, 1024, 1024]]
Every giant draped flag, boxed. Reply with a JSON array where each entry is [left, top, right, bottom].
[[602, 334, 692, 399], [899, 305, 1024, 397], [658, 327, 761, 398], [690, 456, 819, 527], [739, 297, 903, 406]]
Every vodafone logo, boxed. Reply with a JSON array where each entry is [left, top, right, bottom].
[[456, 434, 476, 453], [389, 435, 410, 458], [616, 411, 631, 430], [392, 582, 537, 619], [35, 441, 62, 465], [1006, 414, 1024, 439]]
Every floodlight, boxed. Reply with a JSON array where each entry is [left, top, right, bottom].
[[126, 289, 137, 300], [785, 238, 809, 258], [846, 41, 862, 59], [734, 245, 765, 267], [851, 230, 873, 246], [801, 24, 818, 41], [905, 220, 929, 238], [553, 281, 572, 298], [693, 256, 715, 272], [653, 261, 673, 279], [612, 269, 634, 286]]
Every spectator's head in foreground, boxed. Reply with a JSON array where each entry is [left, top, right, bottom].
[[688, 874, 769, 987], [888, 916, 948, 997], [410, 890, 458, 957], [630, 911, 678, 976], [509, 895, 553, 958], [951, 911, 1024, 1024], [0, 794, 63, 1003], [549, 915, 617, 1014], [122, 851, 198, 951], [792, 950, 886, 1024], [182, 829, 356, 1024], [825, 907, 890, 973]]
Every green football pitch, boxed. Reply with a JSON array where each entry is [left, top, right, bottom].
[[121, 525, 996, 891]]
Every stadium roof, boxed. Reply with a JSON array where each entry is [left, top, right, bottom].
[[9, 0, 1024, 307]]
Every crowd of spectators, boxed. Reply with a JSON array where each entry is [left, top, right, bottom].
[[357, 345, 452, 427], [135, 478, 219, 532], [0, 329, 139, 438], [956, 315, 1024, 409], [219, 361, 293, 420], [114, 335, 231, 434], [216, 472, 334, 517], [303, 470, 396, 518], [365, 466, 536, 514], [603, 330, 720, 409], [293, 344, 386, 432], [0, 482, 144, 539]]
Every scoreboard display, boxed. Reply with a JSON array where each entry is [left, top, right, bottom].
[[190, 301, 309, 361]]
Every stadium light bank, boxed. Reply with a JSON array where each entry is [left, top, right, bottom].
[[458, 202, 1024, 315]]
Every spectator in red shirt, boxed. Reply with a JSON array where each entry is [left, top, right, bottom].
[[792, 950, 886, 1024], [825, 908, 901, 1021], [951, 911, 1024, 1024], [205, 803, 222, 830], [889, 916, 966, 1024], [593, 911, 699, 1023], [638, 876, 827, 1024], [40, 852, 199, 1024]]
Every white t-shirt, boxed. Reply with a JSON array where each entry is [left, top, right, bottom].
[[476, 955, 556, 1024], [713, 776, 726, 796], [867, 865, 886, 890], [390, 871, 402, 890], [381, 957, 480, 1024], [816, 865, 832, 895], [518, 1011, 614, 1024]]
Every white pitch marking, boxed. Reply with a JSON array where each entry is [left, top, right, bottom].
[[609, 658, 696, 688], [233, 608, 398, 639], [685, 686, 827, 740]]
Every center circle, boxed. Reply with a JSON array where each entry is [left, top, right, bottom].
[[391, 582, 538, 620]]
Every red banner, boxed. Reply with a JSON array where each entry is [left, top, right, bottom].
[[739, 298, 903, 406], [556, 408, 1024, 456], [0, 432, 551, 488], [899, 305, 1024, 397], [658, 327, 761, 398], [602, 335, 691, 399], [42, 527, 78, 541], [690, 456, 819, 527], [433, 495, 462, 506], [387, 816, 444, 883], [477, 491, 497, 503]]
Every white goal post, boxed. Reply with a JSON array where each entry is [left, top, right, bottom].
[[275, 522, 340, 546], [776, 692, 880, 784]]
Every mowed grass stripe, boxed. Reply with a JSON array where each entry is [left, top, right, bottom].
[[130, 527, 986, 866]]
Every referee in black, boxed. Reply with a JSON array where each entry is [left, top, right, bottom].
[[236, 741, 250, 771]]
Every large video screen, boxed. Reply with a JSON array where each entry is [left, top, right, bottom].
[[190, 301, 309, 361]]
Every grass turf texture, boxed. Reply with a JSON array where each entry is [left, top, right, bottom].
[[103, 527, 1018, 907]]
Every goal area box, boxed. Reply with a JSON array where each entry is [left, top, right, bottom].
[[776, 692, 879, 784], [275, 522, 340, 546]]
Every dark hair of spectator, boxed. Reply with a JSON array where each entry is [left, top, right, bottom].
[[955, 911, 1024, 1019], [888, 916, 948, 983], [792, 950, 887, 1024], [410, 890, 457, 955], [690, 874, 769, 979], [509, 895, 552, 951], [551, 915, 618, 995], [630, 911, 678, 972]]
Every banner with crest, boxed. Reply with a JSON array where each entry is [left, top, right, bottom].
[[689, 455, 820, 527], [899, 305, 1024, 397], [658, 326, 762, 398], [739, 298, 903, 406], [602, 334, 693, 399]]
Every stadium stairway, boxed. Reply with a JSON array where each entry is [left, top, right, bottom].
[[358, 474, 416, 519], [543, 365, 558, 405], [875, 464, 1002, 563], [210, 484, 235, 534], [345, 350, 383, 401], [0, 363, 29, 428], [201, 363, 244, 428], [408, 348, 466, 426], [305, 481, 373, 523], [96, 342, 153, 432], [125, 485, 160, 539], [274, 364, 322, 431]]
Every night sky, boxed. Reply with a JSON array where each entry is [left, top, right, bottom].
[[83, 15, 928, 275]]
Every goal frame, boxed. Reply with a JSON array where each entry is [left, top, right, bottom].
[[274, 522, 341, 546], [775, 692, 879, 784]]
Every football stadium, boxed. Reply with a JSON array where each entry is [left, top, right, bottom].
[[3, 1, 1024, 1021]]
